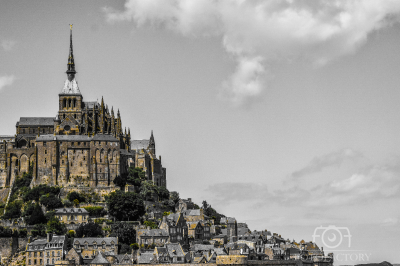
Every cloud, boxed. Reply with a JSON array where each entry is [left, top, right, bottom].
[[104, 0, 400, 105], [207, 164, 400, 209], [1, 40, 16, 51], [290, 148, 363, 179], [381, 217, 398, 226], [0, 75, 15, 91]]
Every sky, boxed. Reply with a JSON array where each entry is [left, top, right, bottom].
[[1, 0, 400, 264]]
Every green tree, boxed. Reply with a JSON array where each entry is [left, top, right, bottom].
[[26, 203, 46, 225], [139, 181, 158, 200], [40, 194, 63, 210], [75, 219, 103, 237], [106, 190, 145, 221], [31, 224, 46, 237], [3, 200, 23, 219], [126, 167, 146, 186], [157, 186, 169, 200], [67, 191, 86, 203], [169, 191, 180, 204], [0, 226, 13, 237], [143, 220, 158, 229], [23, 185, 61, 202], [110, 222, 136, 245], [46, 216, 67, 235]]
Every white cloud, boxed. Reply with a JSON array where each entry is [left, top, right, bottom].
[[0, 75, 15, 91], [290, 148, 363, 179], [207, 164, 400, 208], [104, 0, 400, 105], [1, 40, 16, 51], [381, 217, 398, 226]]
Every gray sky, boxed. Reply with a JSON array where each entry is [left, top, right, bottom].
[[1, 0, 400, 263]]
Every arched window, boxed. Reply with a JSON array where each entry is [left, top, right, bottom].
[[63, 99, 66, 109]]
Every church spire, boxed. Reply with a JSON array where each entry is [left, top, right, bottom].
[[66, 24, 76, 80], [61, 25, 81, 94]]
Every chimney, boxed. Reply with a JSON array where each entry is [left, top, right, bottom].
[[47, 233, 52, 243]]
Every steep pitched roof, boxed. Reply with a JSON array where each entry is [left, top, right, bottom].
[[138, 253, 154, 264], [166, 243, 185, 257], [18, 117, 54, 126], [54, 208, 89, 214], [137, 229, 169, 237], [74, 237, 118, 245], [90, 252, 110, 264]]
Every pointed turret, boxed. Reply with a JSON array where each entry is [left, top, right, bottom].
[[66, 24, 76, 80], [61, 25, 81, 94], [149, 130, 155, 155]]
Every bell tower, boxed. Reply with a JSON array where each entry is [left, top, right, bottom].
[[57, 25, 83, 135]]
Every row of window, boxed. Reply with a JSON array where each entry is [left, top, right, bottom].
[[21, 128, 53, 134], [28, 250, 60, 256], [75, 243, 114, 249]]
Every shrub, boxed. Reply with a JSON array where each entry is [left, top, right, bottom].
[[83, 206, 107, 217]]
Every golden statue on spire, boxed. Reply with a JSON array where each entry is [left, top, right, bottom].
[[70, 24, 73, 30]]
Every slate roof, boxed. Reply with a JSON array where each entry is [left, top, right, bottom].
[[166, 243, 185, 257], [49, 235, 66, 244], [74, 237, 118, 245], [90, 252, 110, 264], [54, 208, 89, 214], [137, 229, 169, 237], [193, 244, 214, 251], [138, 253, 154, 264], [92, 134, 119, 142], [17, 117, 54, 126], [132, 139, 149, 150], [36, 135, 92, 142], [214, 248, 227, 255]]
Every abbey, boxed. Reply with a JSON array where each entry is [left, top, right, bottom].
[[0, 28, 166, 195]]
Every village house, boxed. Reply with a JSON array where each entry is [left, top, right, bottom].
[[136, 229, 169, 247], [26, 234, 66, 266], [159, 213, 188, 244], [187, 221, 211, 241], [54, 208, 89, 224], [73, 237, 118, 256]]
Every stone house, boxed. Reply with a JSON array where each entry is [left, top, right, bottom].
[[73, 237, 118, 255], [136, 229, 169, 247], [182, 209, 204, 222], [175, 198, 195, 212], [54, 208, 89, 224], [212, 234, 227, 245], [187, 221, 211, 240], [159, 213, 188, 244], [26, 234, 66, 266], [89, 252, 111, 266], [64, 248, 82, 265]]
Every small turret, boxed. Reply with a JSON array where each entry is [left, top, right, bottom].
[[149, 130, 155, 155]]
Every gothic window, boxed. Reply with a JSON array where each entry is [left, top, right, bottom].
[[62, 160, 64, 164], [74, 114, 77, 119], [83, 156, 85, 161], [80, 162, 82, 167], [42, 128, 45, 133], [28, 259, 31, 265], [44, 158, 46, 164], [63, 114, 65, 119], [57, 251, 60, 256], [45, 150, 47, 154]]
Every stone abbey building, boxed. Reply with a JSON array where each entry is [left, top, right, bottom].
[[0, 28, 166, 196]]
